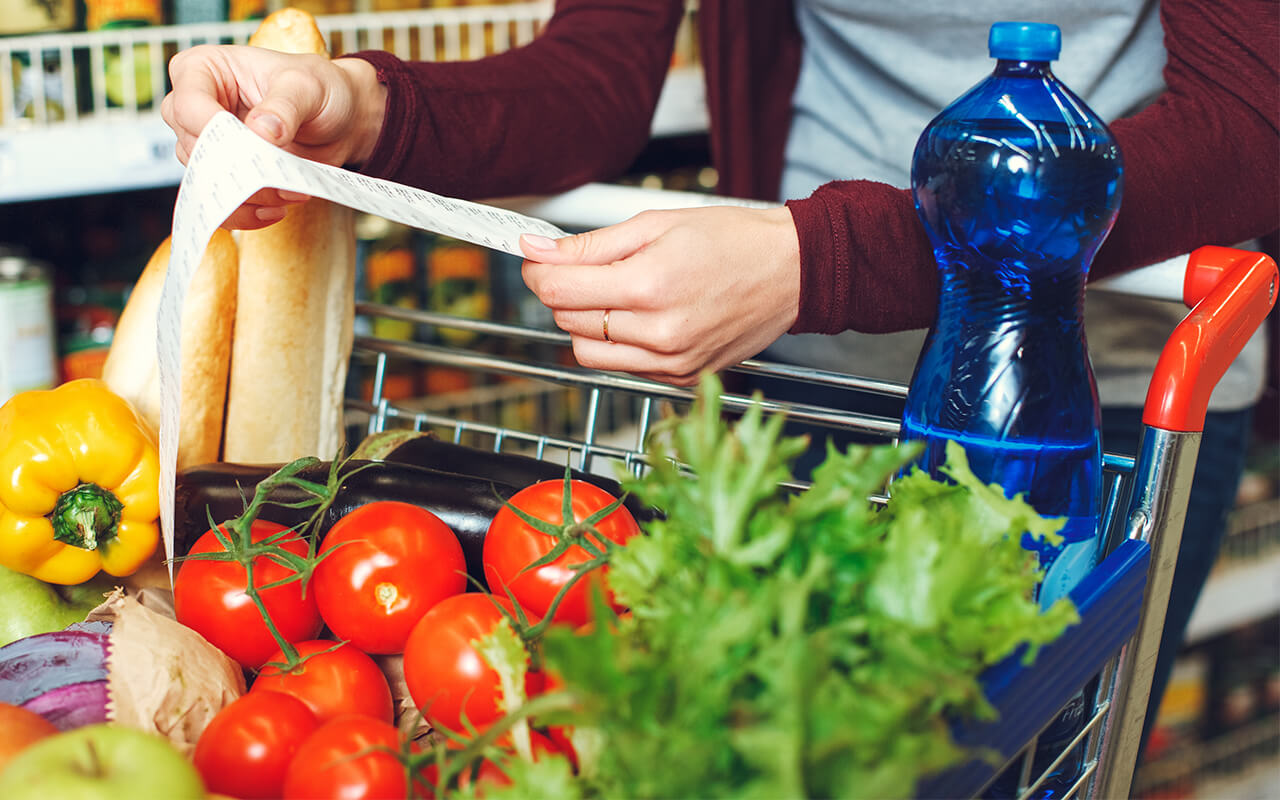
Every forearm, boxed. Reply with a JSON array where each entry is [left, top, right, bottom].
[[344, 0, 683, 199], [785, 183, 934, 335], [1094, 0, 1279, 280]]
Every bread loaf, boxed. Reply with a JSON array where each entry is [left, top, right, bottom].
[[101, 230, 238, 470], [246, 7, 326, 53], [222, 9, 357, 464]]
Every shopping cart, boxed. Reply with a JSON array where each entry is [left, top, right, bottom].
[[343, 185, 1277, 800]]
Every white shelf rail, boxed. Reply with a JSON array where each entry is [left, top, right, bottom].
[[0, 2, 707, 203], [0, 4, 555, 129]]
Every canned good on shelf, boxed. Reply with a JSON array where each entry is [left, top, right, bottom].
[[9, 49, 70, 122], [84, 0, 164, 30], [0, 256, 58, 404], [227, 0, 266, 21], [0, 0, 77, 36], [427, 236, 491, 346]]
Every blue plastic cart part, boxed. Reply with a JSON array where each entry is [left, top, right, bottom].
[[915, 538, 1152, 798]]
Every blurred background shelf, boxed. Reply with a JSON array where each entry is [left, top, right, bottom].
[[0, 3, 707, 203], [1, 116, 182, 202], [1185, 499, 1280, 646]]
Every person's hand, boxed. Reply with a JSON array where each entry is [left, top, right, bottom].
[[161, 45, 386, 229], [519, 206, 801, 386]]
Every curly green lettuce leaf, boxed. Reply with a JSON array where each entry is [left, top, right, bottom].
[[496, 376, 1082, 800]]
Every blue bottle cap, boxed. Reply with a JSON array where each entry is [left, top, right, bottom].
[[988, 22, 1061, 61]]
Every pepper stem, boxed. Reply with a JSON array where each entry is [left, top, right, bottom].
[[48, 483, 123, 551]]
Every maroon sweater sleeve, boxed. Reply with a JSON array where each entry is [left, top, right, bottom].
[[344, 0, 683, 199], [785, 0, 1280, 335]]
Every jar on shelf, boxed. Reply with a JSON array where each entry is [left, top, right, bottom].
[[84, 0, 165, 110], [84, 0, 163, 31], [228, 0, 267, 21], [0, 0, 76, 36], [172, 0, 228, 25], [9, 48, 71, 122]]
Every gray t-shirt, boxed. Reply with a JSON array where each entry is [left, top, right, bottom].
[[776, 0, 1265, 411]]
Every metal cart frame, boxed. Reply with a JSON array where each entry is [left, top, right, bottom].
[[344, 187, 1277, 799]]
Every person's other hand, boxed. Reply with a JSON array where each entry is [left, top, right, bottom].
[[520, 206, 801, 386], [161, 45, 386, 229]]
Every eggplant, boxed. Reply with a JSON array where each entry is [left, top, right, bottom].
[[175, 459, 519, 586], [357, 431, 625, 493], [355, 431, 654, 522]]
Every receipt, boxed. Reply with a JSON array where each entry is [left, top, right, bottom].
[[158, 111, 568, 581]]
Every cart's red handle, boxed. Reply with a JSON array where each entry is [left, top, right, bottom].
[[1142, 246, 1278, 433]]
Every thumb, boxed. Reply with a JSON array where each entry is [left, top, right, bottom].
[[244, 66, 329, 150], [520, 215, 658, 265]]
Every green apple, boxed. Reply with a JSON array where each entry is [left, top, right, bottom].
[[0, 566, 117, 647], [0, 724, 204, 799]]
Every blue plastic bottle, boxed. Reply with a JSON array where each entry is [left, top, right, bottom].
[[899, 22, 1123, 798]]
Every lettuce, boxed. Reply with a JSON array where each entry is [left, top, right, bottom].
[[525, 375, 1078, 799]]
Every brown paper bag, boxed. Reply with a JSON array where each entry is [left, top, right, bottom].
[[87, 589, 245, 755]]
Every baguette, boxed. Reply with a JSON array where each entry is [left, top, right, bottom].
[[246, 7, 326, 53], [101, 230, 238, 471], [222, 9, 357, 464]]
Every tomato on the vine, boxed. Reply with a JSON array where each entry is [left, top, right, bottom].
[[252, 639, 395, 724], [282, 714, 418, 800], [174, 520, 323, 670], [193, 690, 319, 800], [313, 501, 467, 654], [402, 592, 533, 735], [483, 479, 640, 627]]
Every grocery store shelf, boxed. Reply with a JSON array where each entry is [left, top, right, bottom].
[[1185, 545, 1280, 645], [0, 64, 706, 204], [1137, 716, 1280, 799], [1193, 755, 1280, 800], [0, 115, 184, 203], [0, 4, 707, 204]]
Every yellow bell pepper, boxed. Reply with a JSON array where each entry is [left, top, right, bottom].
[[0, 379, 161, 585]]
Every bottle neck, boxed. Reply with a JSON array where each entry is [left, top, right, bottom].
[[992, 59, 1053, 78]]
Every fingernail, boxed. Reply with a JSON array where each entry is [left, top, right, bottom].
[[255, 206, 288, 222], [251, 112, 285, 141], [521, 233, 558, 252]]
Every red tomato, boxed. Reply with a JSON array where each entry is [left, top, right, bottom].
[[402, 593, 532, 735], [483, 479, 640, 626], [282, 714, 414, 800], [252, 639, 395, 724], [175, 520, 324, 670], [194, 690, 320, 800], [313, 501, 468, 654]]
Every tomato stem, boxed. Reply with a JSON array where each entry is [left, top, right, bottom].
[[413, 691, 579, 792], [177, 452, 369, 671], [240, 557, 301, 663], [525, 552, 611, 640], [500, 467, 627, 632]]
